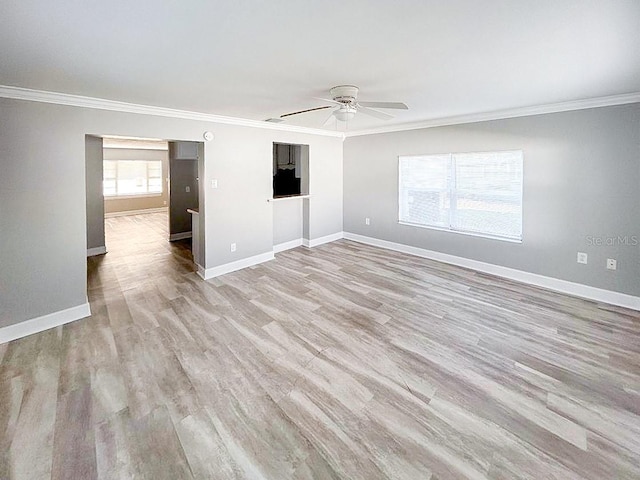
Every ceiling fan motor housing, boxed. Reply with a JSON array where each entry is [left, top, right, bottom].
[[330, 85, 359, 104]]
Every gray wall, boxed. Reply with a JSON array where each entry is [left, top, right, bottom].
[[85, 135, 105, 250], [103, 147, 169, 214], [1, 100, 89, 324], [344, 104, 640, 296], [0, 97, 343, 328], [204, 126, 343, 267], [168, 142, 199, 236], [273, 200, 303, 245]]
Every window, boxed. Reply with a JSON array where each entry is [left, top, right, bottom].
[[399, 150, 523, 241], [272, 143, 309, 198], [103, 160, 163, 197]]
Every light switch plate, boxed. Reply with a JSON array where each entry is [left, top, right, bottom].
[[606, 258, 617, 270], [577, 252, 588, 264]]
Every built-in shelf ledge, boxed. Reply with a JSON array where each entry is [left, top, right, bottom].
[[268, 194, 311, 202]]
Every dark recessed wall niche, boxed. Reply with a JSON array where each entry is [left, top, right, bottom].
[[273, 143, 309, 198]]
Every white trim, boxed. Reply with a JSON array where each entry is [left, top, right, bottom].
[[104, 193, 164, 200], [105, 207, 168, 218], [3, 85, 637, 139], [87, 246, 107, 257], [398, 221, 522, 244], [0, 85, 343, 138], [303, 232, 344, 248], [268, 194, 311, 202], [345, 92, 640, 137], [0, 302, 91, 344], [274, 238, 303, 253], [343, 232, 640, 311], [197, 264, 207, 280], [169, 232, 192, 241], [198, 251, 275, 280]]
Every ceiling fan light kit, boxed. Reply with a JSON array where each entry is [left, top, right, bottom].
[[275, 85, 408, 127], [333, 105, 357, 122]]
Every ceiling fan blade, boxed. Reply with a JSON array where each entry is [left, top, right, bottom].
[[280, 105, 332, 118], [357, 101, 408, 110], [322, 109, 337, 127], [312, 97, 343, 106], [357, 105, 394, 120]]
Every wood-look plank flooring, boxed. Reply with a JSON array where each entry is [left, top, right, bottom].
[[1, 211, 640, 479]]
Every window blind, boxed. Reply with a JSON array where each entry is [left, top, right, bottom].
[[103, 160, 163, 197], [399, 150, 523, 241]]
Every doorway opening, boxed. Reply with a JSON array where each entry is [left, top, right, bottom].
[[85, 135, 205, 271]]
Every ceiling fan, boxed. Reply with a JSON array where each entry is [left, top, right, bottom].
[[267, 85, 408, 126]]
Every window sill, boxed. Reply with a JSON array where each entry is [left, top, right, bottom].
[[268, 194, 311, 202], [105, 193, 163, 200], [398, 221, 522, 244]]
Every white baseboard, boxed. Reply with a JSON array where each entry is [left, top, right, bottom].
[[197, 264, 207, 280], [105, 206, 167, 218], [169, 231, 192, 241], [196, 234, 344, 281], [274, 238, 303, 253], [0, 302, 91, 344], [302, 231, 344, 248], [87, 246, 107, 257], [198, 251, 275, 280], [343, 232, 640, 311]]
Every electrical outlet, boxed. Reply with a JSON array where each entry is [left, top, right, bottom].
[[577, 252, 588, 264], [211, 179, 218, 189], [185, 186, 190, 193], [606, 258, 617, 270], [230, 243, 236, 252], [365, 217, 370, 225]]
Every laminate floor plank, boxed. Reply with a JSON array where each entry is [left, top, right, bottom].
[[174, 408, 243, 479], [1, 211, 639, 479], [7, 330, 62, 479], [51, 383, 97, 480]]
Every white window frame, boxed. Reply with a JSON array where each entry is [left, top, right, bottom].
[[398, 150, 523, 243], [103, 159, 163, 198]]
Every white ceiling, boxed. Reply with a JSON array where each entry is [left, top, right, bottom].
[[1, 1, 639, 131]]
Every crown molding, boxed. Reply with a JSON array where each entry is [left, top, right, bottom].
[[0, 85, 345, 138], [3, 85, 638, 139], [344, 92, 640, 137]]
